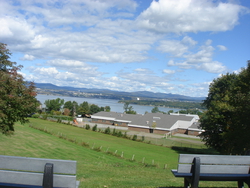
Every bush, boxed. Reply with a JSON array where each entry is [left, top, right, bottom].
[[31, 114, 40, 118], [92, 124, 97, 131], [132, 134, 137, 141], [104, 127, 111, 134], [42, 114, 48, 120], [112, 128, 117, 136], [117, 131, 123, 137], [85, 124, 90, 130], [141, 136, 145, 142], [123, 132, 128, 138]]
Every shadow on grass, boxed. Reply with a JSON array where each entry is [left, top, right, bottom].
[[171, 146, 219, 155]]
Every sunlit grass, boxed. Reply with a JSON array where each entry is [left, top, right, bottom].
[[0, 119, 236, 188]]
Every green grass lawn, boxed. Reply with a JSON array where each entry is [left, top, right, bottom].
[[0, 118, 236, 188]]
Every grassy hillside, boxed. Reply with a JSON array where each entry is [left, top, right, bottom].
[[0, 119, 235, 188]]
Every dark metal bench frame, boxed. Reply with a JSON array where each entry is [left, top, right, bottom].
[[171, 154, 250, 188], [0, 155, 80, 188]]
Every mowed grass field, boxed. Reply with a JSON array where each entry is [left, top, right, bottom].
[[0, 118, 236, 188]]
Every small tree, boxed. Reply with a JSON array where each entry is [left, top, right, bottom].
[[44, 98, 64, 112], [89, 104, 101, 114], [78, 101, 90, 115], [0, 43, 38, 134], [92, 124, 97, 131], [104, 127, 111, 134], [63, 101, 78, 116], [105, 106, 111, 112], [151, 106, 160, 113]]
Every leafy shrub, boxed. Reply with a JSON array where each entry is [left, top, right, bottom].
[[117, 131, 123, 137], [85, 124, 90, 130], [123, 132, 128, 138], [132, 134, 137, 141], [104, 127, 111, 134], [42, 115, 48, 120], [31, 114, 40, 118], [141, 136, 145, 142], [92, 124, 97, 131], [112, 128, 117, 136]]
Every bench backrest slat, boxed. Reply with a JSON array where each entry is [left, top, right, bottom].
[[0, 155, 76, 174], [178, 164, 250, 174], [179, 154, 250, 165], [0, 170, 76, 188]]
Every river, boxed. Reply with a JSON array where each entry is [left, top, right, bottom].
[[36, 94, 180, 114]]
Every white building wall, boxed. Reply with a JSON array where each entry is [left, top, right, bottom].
[[170, 122, 179, 130], [177, 120, 191, 129]]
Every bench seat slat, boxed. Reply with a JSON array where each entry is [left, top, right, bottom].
[[0, 155, 76, 174], [179, 154, 250, 165], [0, 170, 77, 188], [172, 170, 250, 181], [178, 164, 250, 174]]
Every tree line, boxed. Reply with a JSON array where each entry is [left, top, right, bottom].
[[43, 98, 111, 116]]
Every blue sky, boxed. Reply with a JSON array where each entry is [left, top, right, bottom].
[[1, 0, 249, 97]]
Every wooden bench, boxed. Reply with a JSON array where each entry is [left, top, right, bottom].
[[0, 155, 80, 188], [171, 154, 250, 188]]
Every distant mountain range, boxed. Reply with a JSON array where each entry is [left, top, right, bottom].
[[35, 83, 205, 102]]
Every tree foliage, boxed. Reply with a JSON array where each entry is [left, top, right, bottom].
[[90, 104, 101, 114], [44, 98, 64, 112], [199, 61, 250, 154], [123, 102, 136, 114], [63, 101, 78, 116], [151, 106, 160, 113], [0, 43, 38, 134], [78, 101, 90, 115], [104, 106, 111, 112]]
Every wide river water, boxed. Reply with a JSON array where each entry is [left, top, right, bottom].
[[36, 94, 180, 114]]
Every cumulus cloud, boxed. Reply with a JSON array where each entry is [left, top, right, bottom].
[[46, 59, 103, 76], [217, 45, 228, 51], [0, 0, 248, 97], [20, 54, 35, 61], [0, 16, 35, 44], [157, 36, 197, 57], [137, 0, 245, 33], [0, 0, 152, 63], [167, 39, 228, 73]]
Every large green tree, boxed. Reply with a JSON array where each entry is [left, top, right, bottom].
[[44, 98, 64, 112], [199, 61, 250, 154], [78, 101, 90, 115], [63, 101, 78, 116], [0, 43, 38, 134]]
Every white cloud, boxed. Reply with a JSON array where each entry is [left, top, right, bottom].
[[0, 16, 35, 44], [163, 69, 175, 74], [137, 0, 245, 33], [167, 39, 228, 73], [157, 40, 189, 57], [157, 36, 197, 57], [197, 61, 227, 74], [217, 45, 228, 51], [46, 59, 103, 76], [1, 0, 248, 98], [20, 54, 35, 61]]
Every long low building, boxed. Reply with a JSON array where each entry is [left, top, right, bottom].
[[91, 111, 203, 136]]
